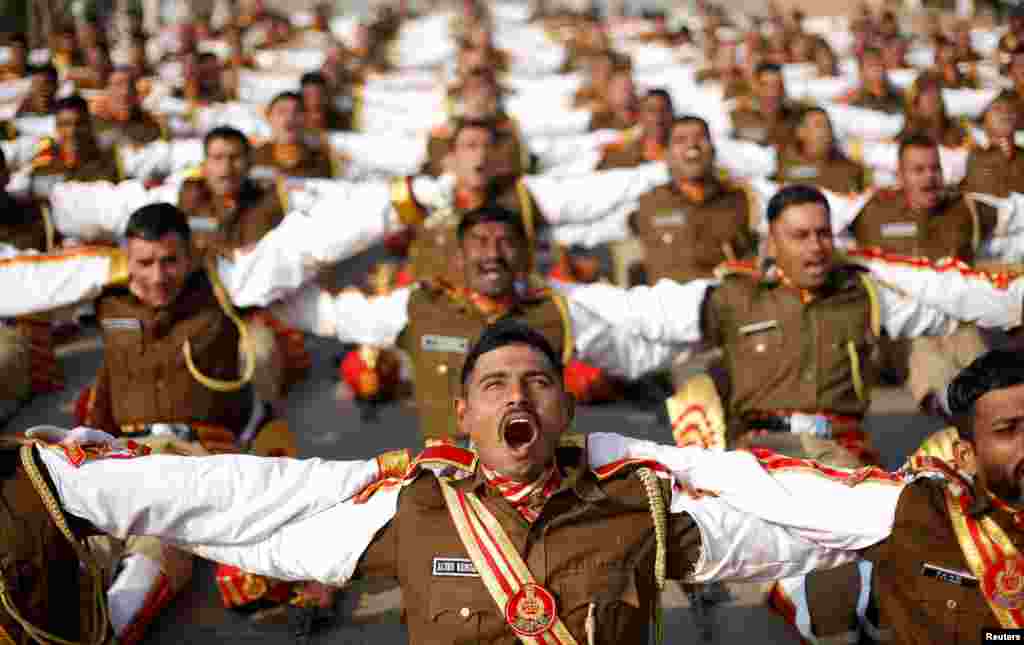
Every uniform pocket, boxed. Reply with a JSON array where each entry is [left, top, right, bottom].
[[427, 578, 501, 640]]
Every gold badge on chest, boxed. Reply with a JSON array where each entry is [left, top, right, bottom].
[[505, 582, 558, 637], [987, 557, 1024, 610]]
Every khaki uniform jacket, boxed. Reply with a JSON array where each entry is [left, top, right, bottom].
[[774, 147, 868, 194], [846, 86, 905, 115], [93, 109, 167, 149], [421, 117, 529, 180], [85, 270, 249, 435], [630, 181, 756, 284], [405, 179, 540, 284], [250, 138, 337, 180], [852, 190, 997, 262], [694, 69, 751, 100], [961, 146, 1024, 198], [730, 104, 799, 149], [29, 140, 122, 190], [597, 132, 663, 170], [396, 280, 569, 441], [0, 447, 90, 644], [587, 110, 635, 133], [177, 177, 286, 259], [355, 443, 701, 645], [0, 194, 49, 251], [703, 265, 879, 441], [863, 477, 1019, 644]]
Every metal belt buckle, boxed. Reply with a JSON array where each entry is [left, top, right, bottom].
[[790, 413, 832, 438]]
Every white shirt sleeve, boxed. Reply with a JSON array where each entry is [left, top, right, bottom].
[[49, 180, 178, 240], [875, 279, 960, 338], [272, 284, 412, 345], [523, 162, 670, 225], [972, 192, 1024, 262], [37, 446, 382, 546], [0, 248, 117, 316], [567, 296, 692, 380], [556, 278, 713, 345], [852, 253, 1024, 330]]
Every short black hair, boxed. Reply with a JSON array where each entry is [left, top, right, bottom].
[[8, 33, 28, 49], [198, 51, 219, 65], [268, 90, 303, 111], [300, 71, 329, 88], [672, 115, 711, 138], [766, 184, 830, 223], [898, 132, 938, 162], [643, 88, 674, 112], [946, 350, 1024, 440], [457, 205, 527, 242], [460, 318, 564, 387], [30, 64, 59, 82], [756, 62, 783, 77], [124, 203, 192, 245], [53, 95, 90, 116], [203, 125, 250, 156]]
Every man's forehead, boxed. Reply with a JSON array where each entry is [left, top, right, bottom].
[[127, 235, 187, 257], [472, 344, 556, 379], [977, 383, 1024, 419]]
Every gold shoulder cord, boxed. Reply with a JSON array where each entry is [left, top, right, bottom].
[[38, 204, 56, 253], [637, 467, 667, 645], [183, 262, 255, 392], [10, 445, 108, 645]]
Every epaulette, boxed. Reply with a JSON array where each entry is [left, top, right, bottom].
[[592, 457, 671, 481], [31, 137, 57, 167], [353, 443, 478, 503], [713, 258, 761, 280], [430, 122, 453, 139]]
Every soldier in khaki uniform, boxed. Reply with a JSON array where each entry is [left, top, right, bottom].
[[628, 116, 757, 285], [961, 92, 1024, 197], [423, 71, 529, 181], [897, 72, 970, 148], [774, 107, 867, 194], [179, 126, 287, 259], [16, 64, 59, 117], [90, 67, 167, 150], [597, 88, 672, 170], [729, 63, 799, 149], [29, 95, 123, 202], [851, 135, 993, 410], [839, 48, 905, 114], [300, 72, 354, 133], [695, 41, 752, 100], [250, 92, 339, 181], [587, 66, 639, 132], [570, 49, 615, 109]]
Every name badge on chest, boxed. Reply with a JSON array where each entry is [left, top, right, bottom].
[[787, 165, 819, 180], [881, 222, 918, 239], [188, 216, 220, 233], [653, 210, 687, 227], [738, 127, 766, 142], [432, 557, 479, 577], [738, 320, 778, 336], [422, 334, 469, 354], [101, 318, 142, 332], [921, 562, 978, 587], [249, 165, 277, 181]]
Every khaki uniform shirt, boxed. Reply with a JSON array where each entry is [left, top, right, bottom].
[[597, 132, 663, 170], [177, 177, 286, 259], [396, 280, 569, 441], [29, 140, 121, 196], [852, 190, 997, 262], [845, 86, 905, 114], [730, 104, 799, 149], [85, 270, 248, 434], [864, 478, 1018, 644], [0, 446, 89, 644], [0, 193, 49, 251], [703, 265, 879, 442], [774, 147, 867, 194], [421, 117, 529, 180], [897, 120, 969, 149], [405, 179, 540, 284], [250, 137, 337, 180], [355, 444, 701, 645], [587, 110, 635, 132], [630, 181, 756, 283], [695, 69, 751, 100], [961, 146, 1024, 198], [93, 109, 167, 149]]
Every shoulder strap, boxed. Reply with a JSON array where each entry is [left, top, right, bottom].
[[183, 262, 254, 392]]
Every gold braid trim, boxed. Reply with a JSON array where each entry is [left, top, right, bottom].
[[637, 467, 667, 645], [183, 264, 255, 392], [38, 203, 55, 252], [13, 445, 108, 645]]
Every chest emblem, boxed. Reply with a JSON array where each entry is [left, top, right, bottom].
[[986, 557, 1024, 610], [786, 165, 819, 180], [506, 582, 558, 637]]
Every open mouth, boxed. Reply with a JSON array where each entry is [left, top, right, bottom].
[[500, 412, 538, 452], [684, 148, 702, 161]]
